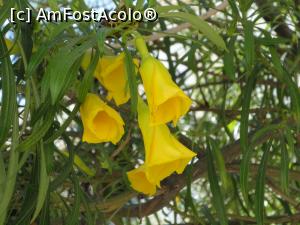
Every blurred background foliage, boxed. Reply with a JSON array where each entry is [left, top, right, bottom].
[[0, 0, 300, 224]]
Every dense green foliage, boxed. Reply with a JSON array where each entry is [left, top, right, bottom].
[[0, 0, 300, 224]]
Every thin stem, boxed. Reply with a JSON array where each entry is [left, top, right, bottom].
[[135, 36, 150, 60]]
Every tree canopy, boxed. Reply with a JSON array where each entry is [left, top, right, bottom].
[[0, 0, 300, 224]]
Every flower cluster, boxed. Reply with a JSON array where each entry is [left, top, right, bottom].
[[79, 36, 196, 195]]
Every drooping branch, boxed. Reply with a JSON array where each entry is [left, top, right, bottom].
[[226, 164, 300, 182], [228, 212, 300, 224]]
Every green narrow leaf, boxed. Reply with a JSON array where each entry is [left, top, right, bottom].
[[14, 156, 39, 225], [31, 143, 50, 223], [240, 71, 256, 206], [184, 166, 204, 224], [243, 20, 255, 71], [223, 37, 236, 80], [124, 47, 138, 115], [44, 37, 95, 104], [66, 177, 80, 225], [0, 31, 17, 147], [53, 59, 82, 104], [201, 206, 219, 225], [48, 22, 75, 40], [17, 110, 55, 152], [0, 151, 5, 202], [61, 151, 95, 177], [26, 36, 61, 78], [240, 72, 256, 143], [147, 0, 156, 7], [257, 37, 288, 46], [78, 188, 94, 225], [207, 139, 228, 225], [78, 50, 99, 103], [187, 47, 197, 73], [255, 141, 271, 225], [135, 0, 144, 9], [201, 206, 218, 225], [96, 28, 109, 57], [284, 128, 295, 159], [38, 191, 50, 225], [44, 144, 55, 174], [0, 113, 19, 225], [269, 47, 300, 124], [228, 0, 240, 18], [48, 0, 58, 10], [124, 0, 133, 7], [227, 1, 239, 35], [240, 123, 282, 212], [50, 140, 75, 191], [251, 123, 283, 144], [160, 12, 227, 50], [280, 139, 289, 194], [210, 140, 231, 192], [30, 102, 52, 126], [45, 104, 80, 144], [16, 1, 33, 60], [239, 144, 253, 206], [0, 0, 15, 25], [238, 0, 253, 13], [49, 57, 78, 104]]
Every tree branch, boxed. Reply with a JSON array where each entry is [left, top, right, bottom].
[[255, 0, 294, 39], [144, 0, 229, 43]]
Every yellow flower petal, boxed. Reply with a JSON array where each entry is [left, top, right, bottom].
[[81, 52, 139, 106], [81, 51, 93, 70], [139, 56, 192, 126], [127, 165, 157, 196], [5, 39, 19, 55], [138, 99, 196, 186], [80, 93, 125, 144]]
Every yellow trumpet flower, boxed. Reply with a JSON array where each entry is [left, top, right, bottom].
[[135, 36, 192, 126], [137, 99, 196, 186], [127, 100, 196, 195], [81, 52, 138, 106], [127, 165, 156, 195], [80, 93, 125, 144]]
